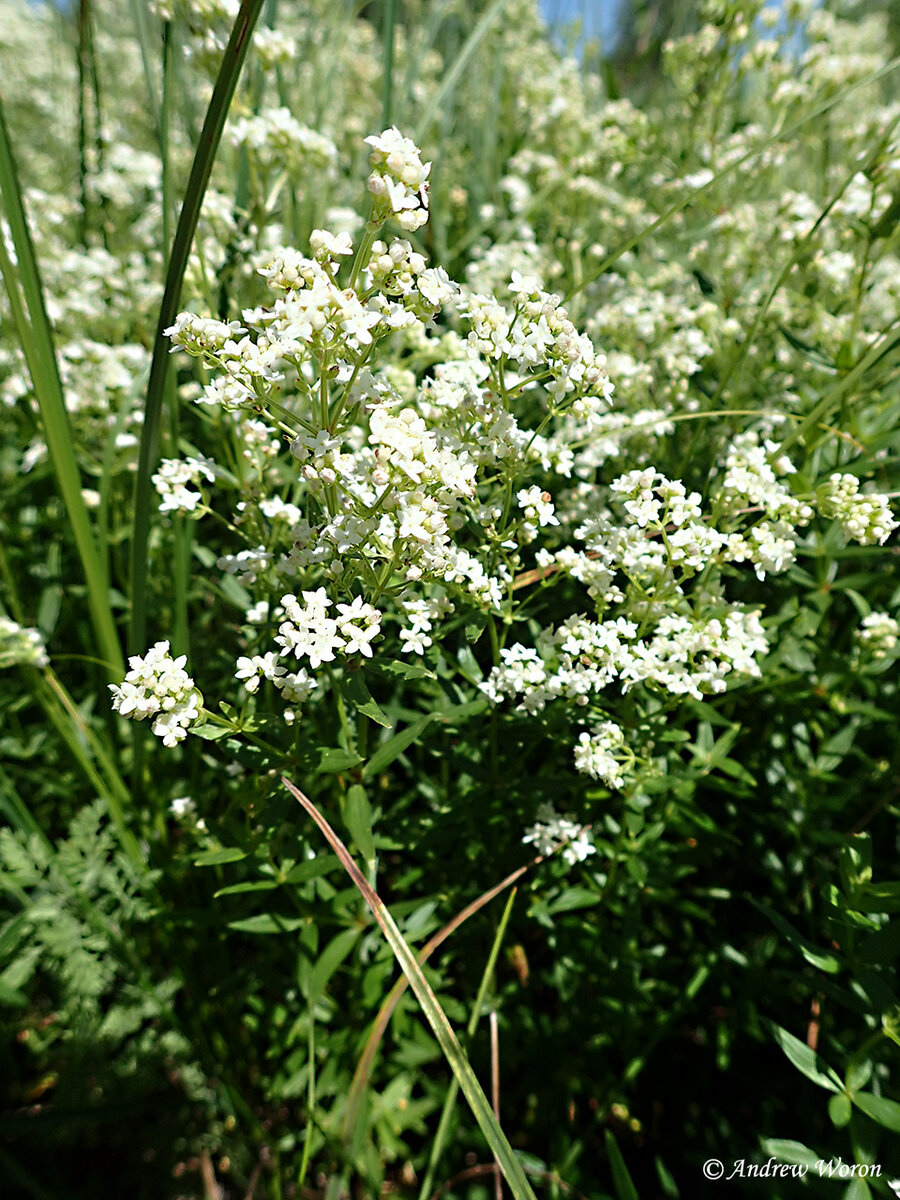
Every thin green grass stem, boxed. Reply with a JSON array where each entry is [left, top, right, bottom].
[[130, 0, 265, 658], [414, 0, 514, 145], [418, 888, 517, 1200], [381, 0, 397, 128], [285, 778, 538, 1200]]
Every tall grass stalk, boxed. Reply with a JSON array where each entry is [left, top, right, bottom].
[[418, 889, 517, 1200], [414, 0, 515, 144], [285, 777, 539, 1200], [0, 95, 123, 678], [130, 0, 265, 658]]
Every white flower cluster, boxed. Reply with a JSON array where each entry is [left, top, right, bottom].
[[817, 474, 898, 546], [234, 651, 314, 711], [164, 313, 246, 356], [152, 455, 215, 514], [719, 432, 811, 524], [275, 589, 382, 670], [365, 126, 430, 232], [522, 803, 596, 867], [855, 612, 899, 660], [464, 272, 613, 399], [229, 109, 337, 172], [366, 238, 457, 321], [0, 616, 49, 669], [109, 641, 203, 747], [573, 721, 627, 788], [398, 593, 454, 656], [483, 606, 768, 713]]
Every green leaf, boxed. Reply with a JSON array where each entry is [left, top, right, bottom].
[[846, 1059, 873, 1093], [342, 673, 393, 728], [214, 881, 278, 898], [752, 901, 842, 974], [308, 927, 363, 1002], [363, 715, 436, 778], [843, 1180, 872, 1200], [605, 1130, 639, 1200], [760, 1139, 822, 1169], [284, 856, 340, 884], [375, 659, 435, 681], [318, 748, 365, 774], [227, 913, 306, 934], [343, 785, 376, 864], [828, 1093, 852, 1128], [546, 888, 602, 915], [766, 1022, 841, 1092], [850, 882, 900, 913], [852, 1091, 900, 1132], [194, 847, 247, 866], [191, 722, 232, 741]]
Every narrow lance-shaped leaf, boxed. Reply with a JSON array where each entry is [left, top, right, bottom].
[[0, 94, 123, 677]]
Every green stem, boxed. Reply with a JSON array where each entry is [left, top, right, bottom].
[[417, 888, 517, 1200], [130, 0, 266, 658]]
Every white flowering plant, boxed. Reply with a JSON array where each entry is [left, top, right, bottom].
[[1, 0, 900, 1196]]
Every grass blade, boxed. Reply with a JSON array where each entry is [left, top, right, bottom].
[[414, 0, 514, 144], [130, 0, 265, 657], [0, 94, 123, 677], [418, 889, 517, 1200], [343, 859, 535, 1145], [381, 0, 397, 128], [284, 776, 538, 1200]]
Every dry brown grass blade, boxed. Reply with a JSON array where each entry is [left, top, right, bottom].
[[283, 775, 539, 1200], [341, 856, 538, 1144]]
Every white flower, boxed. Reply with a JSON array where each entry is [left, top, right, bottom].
[[0, 617, 49, 669], [110, 641, 203, 748], [818, 473, 897, 546], [522, 803, 596, 867], [365, 127, 431, 231], [517, 485, 559, 527], [235, 652, 285, 693], [573, 722, 626, 788], [855, 612, 899, 659]]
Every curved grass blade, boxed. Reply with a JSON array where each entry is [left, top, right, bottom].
[[343, 857, 533, 1149], [0, 95, 123, 677], [284, 776, 539, 1200], [130, 0, 265, 657], [417, 889, 517, 1200]]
